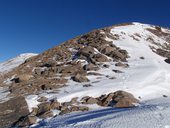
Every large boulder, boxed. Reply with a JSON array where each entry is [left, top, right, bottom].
[[97, 91, 139, 108], [112, 91, 139, 108], [0, 96, 29, 128]]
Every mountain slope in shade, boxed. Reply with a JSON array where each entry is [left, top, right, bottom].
[[0, 53, 38, 73]]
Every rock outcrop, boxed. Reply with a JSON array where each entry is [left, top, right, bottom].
[[0, 96, 29, 128]]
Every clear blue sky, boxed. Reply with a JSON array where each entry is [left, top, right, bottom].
[[0, 0, 169, 62]]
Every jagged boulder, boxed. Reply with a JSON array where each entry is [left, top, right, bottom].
[[0, 96, 29, 128]]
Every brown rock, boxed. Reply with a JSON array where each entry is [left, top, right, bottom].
[[87, 97, 98, 104], [114, 98, 137, 108], [37, 96, 48, 102], [87, 72, 103, 76], [59, 108, 70, 115], [30, 107, 38, 116], [115, 62, 129, 68], [78, 106, 89, 111], [16, 115, 37, 127], [93, 54, 109, 62], [72, 74, 89, 83], [39, 111, 53, 119], [18, 74, 33, 81], [0, 96, 29, 128], [70, 105, 79, 111], [70, 97, 79, 104], [83, 97, 98, 104], [112, 69, 123, 73], [50, 100, 60, 110], [37, 102, 51, 115], [101, 93, 114, 106], [77, 46, 96, 58], [112, 91, 139, 108], [83, 63, 99, 71], [101, 46, 116, 56]]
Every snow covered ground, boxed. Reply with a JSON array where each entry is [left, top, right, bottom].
[[0, 53, 37, 73], [32, 22, 170, 103], [30, 23, 170, 128], [34, 98, 170, 128]]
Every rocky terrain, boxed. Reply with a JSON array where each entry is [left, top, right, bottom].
[[0, 22, 170, 128]]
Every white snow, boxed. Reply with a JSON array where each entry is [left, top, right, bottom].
[[34, 98, 170, 128], [25, 95, 40, 112], [0, 53, 37, 73], [31, 23, 170, 128], [38, 23, 170, 104]]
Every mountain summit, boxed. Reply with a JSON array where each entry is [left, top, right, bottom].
[[0, 22, 170, 128]]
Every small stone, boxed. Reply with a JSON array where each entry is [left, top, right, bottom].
[[83, 84, 92, 87], [163, 95, 168, 98], [112, 69, 123, 73], [103, 64, 110, 68], [115, 62, 129, 68], [140, 56, 145, 59]]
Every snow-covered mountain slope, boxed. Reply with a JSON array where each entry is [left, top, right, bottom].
[[31, 22, 170, 128], [1, 22, 170, 128], [0, 53, 37, 73], [37, 22, 170, 102]]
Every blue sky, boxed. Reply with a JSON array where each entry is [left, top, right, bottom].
[[0, 0, 169, 62]]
